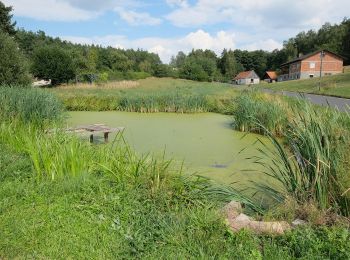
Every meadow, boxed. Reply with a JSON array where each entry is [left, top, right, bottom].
[[1, 82, 350, 258], [49, 77, 236, 113]]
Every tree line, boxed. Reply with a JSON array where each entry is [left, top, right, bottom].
[[0, 1, 349, 86]]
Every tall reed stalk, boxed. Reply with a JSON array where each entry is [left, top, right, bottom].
[[252, 101, 350, 216]]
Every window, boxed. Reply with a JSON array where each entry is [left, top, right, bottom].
[[309, 74, 314, 78], [251, 79, 254, 83], [309, 62, 316, 69]]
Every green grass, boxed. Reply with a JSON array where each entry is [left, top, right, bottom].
[[261, 72, 350, 98], [1, 84, 350, 258], [49, 77, 237, 113], [1, 144, 349, 259], [0, 86, 64, 124]]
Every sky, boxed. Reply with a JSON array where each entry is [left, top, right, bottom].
[[3, 0, 350, 63]]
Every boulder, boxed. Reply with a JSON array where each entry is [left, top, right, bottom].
[[223, 201, 291, 235]]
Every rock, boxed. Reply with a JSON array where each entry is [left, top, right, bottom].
[[222, 200, 243, 220], [223, 201, 291, 235], [228, 213, 252, 232], [292, 219, 307, 227], [247, 220, 290, 235]]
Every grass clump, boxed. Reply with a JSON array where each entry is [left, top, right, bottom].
[[230, 90, 287, 136], [252, 100, 350, 217], [0, 86, 64, 124]]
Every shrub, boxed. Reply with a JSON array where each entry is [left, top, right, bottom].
[[0, 32, 31, 85]]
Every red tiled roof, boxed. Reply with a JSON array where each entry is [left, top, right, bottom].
[[234, 71, 252, 80], [265, 71, 277, 80]]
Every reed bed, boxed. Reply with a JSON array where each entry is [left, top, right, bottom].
[[230, 90, 288, 136], [237, 92, 350, 216], [59, 80, 140, 89]]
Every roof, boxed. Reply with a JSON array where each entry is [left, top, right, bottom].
[[264, 71, 277, 80], [234, 70, 259, 80], [280, 49, 344, 67]]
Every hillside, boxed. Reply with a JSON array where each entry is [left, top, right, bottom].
[[261, 69, 350, 98]]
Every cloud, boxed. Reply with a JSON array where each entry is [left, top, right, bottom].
[[166, 0, 188, 8], [62, 29, 237, 63], [242, 39, 283, 52], [166, 0, 350, 31], [3, 0, 156, 23], [3, 0, 99, 21], [115, 8, 162, 26]]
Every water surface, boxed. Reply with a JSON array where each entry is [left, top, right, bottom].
[[68, 112, 269, 185]]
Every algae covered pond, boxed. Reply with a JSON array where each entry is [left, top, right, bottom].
[[68, 112, 269, 185]]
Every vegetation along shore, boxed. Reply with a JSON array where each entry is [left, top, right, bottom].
[[1, 1, 350, 258]]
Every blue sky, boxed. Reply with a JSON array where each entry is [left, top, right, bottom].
[[4, 0, 349, 62]]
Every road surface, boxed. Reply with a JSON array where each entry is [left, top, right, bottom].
[[262, 89, 350, 112]]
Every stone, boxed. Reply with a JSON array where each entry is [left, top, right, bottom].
[[223, 201, 291, 235], [222, 200, 243, 220], [292, 219, 307, 227]]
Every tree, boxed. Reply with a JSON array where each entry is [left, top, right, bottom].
[[219, 49, 244, 81], [0, 32, 30, 85], [0, 1, 16, 35], [31, 46, 76, 85], [153, 64, 171, 78]]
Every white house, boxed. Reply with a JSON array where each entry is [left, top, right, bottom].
[[233, 70, 260, 85]]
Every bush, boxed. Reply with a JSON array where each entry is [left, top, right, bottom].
[[0, 32, 31, 85]]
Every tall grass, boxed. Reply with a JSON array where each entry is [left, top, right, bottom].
[[50, 77, 236, 113], [230, 91, 288, 136], [61, 92, 220, 113], [0, 86, 64, 125], [251, 101, 350, 216]]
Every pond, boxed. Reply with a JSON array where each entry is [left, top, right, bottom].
[[68, 112, 270, 185]]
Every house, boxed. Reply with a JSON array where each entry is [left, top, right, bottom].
[[234, 70, 260, 85], [263, 71, 278, 83], [278, 50, 344, 82]]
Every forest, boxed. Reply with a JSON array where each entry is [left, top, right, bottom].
[[0, 1, 349, 85]]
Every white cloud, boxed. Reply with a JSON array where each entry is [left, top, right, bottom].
[[242, 39, 283, 52], [115, 8, 162, 26], [166, 0, 188, 8], [3, 0, 156, 23], [62, 29, 237, 63], [3, 0, 99, 21], [166, 0, 350, 31]]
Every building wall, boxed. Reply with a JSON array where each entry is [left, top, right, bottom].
[[279, 52, 343, 81], [299, 52, 343, 79], [235, 78, 260, 85]]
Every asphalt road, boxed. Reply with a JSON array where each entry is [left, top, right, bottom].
[[262, 89, 350, 112]]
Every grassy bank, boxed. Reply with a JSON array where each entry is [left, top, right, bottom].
[[1, 143, 349, 259], [49, 77, 236, 113], [261, 72, 350, 98], [1, 86, 350, 258]]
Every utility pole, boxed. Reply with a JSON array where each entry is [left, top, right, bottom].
[[318, 50, 325, 91]]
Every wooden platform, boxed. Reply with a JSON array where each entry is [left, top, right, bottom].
[[64, 124, 125, 143]]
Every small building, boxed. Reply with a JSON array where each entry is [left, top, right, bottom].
[[263, 71, 278, 83], [278, 50, 344, 82], [234, 70, 260, 85]]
